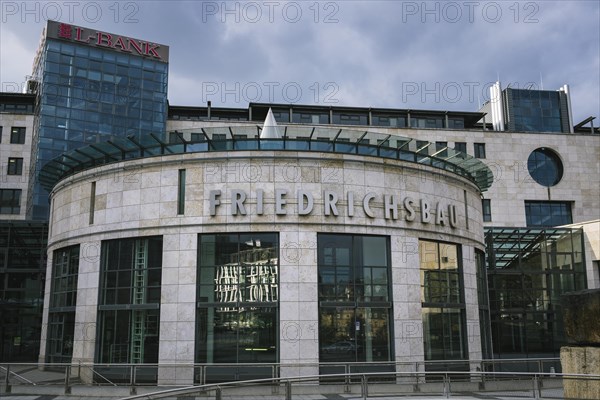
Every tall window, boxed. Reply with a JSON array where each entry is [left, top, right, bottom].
[[525, 201, 572, 227], [196, 233, 278, 380], [318, 234, 393, 364], [419, 240, 467, 362], [97, 237, 162, 365], [0, 189, 21, 214], [47, 245, 79, 363], [482, 199, 492, 222], [474, 143, 486, 159], [177, 169, 186, 215], [476, 250, 492, 359], [10, 127, 26, 144]]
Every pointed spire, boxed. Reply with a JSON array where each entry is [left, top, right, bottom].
[[260, 108, 281, 139]]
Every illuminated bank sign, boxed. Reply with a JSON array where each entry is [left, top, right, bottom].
[[209, 189, 461, 229], [46, 20, 169, 62]]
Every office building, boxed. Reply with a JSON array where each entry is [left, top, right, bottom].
[[0, 21, 599, 384], [26, 20, 169, 220]]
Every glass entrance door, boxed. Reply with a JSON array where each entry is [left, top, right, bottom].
[[320, 307, 391, 363], [318, 234, 393, 364]]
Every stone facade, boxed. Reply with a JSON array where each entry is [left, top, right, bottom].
[[560, 289, 600, 400], [0, 111, 34, 220], [166, 120, 600, 289], [41, 150, 485, 384]]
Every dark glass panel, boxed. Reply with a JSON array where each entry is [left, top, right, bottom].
[[317, 234, 393, 363], [96, 236, 162, 368], [196, 233, 278, 373]]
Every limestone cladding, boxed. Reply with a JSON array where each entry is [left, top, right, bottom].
[[0, 112, 34, 220], [43, 151, 485, 384], [165, 120, 600, 227]]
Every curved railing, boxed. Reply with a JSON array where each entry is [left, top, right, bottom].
[[118, 370, 599, 400], [2, 360, 597, 400], [40, 125, 493, 192]]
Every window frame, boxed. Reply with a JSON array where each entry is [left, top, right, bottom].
[[317, 233, 394, 364], [482, 199, 492, 222], [474, 143, 486, 159], [0, 189, 22, 214], [7, 157, 24, 175], [454, 142, 467, 154], [525, 200, 573, 227], [10, 127, 26, 144]]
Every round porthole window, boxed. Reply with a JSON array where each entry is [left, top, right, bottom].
[[527, 148, 563, 187]]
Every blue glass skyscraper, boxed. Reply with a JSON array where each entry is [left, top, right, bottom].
[[27, 21, 169, 219]]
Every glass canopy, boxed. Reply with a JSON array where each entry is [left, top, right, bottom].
[[40, 125, 493, 192]]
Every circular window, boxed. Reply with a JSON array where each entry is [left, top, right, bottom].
[[527, 148, 563, 187]]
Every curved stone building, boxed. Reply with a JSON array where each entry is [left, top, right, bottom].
[[39, 125, 492, 384]]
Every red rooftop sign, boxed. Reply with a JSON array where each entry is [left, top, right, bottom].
[[46, 20, 169, 62]]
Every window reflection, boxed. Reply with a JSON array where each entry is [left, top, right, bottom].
[[97, 236, 162, 366], [486, 227, 586, 358], [419, 240, 467, 363], [318, 234, 392, 364], [47, 245, 79, 363], [196, 233, 279, 370], [525, 201, 572, 227]]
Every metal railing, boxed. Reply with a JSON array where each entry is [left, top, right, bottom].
[[119, 371, 598, 400], [1, 358, 562, 388], [2, 358, 591, 399]]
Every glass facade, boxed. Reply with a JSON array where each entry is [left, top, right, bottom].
[[332, 111, 368, 126], [46, 245, 79, 363], [419, 241, 467, 365], [371, 114, 406, 128], [196, 233, 278, 381], [411, 116, 444, 129], [97, 237, 162, 365], [292, 111, 329, 124], [486, 228, 586, 359], [0, 221, 48, 362], [525, 201, 572, 227], [317, 234, 393, 365], [506, 88, 564, 133], [29, 37, 168, 219]]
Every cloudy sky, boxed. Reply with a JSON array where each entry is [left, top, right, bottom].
[[1, 1, 598, 123]]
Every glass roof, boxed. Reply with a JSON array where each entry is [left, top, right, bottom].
[[40, 125, 494, 192], [484, 227, 582, 270]]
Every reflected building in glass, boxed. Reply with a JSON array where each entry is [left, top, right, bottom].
[[485, 228, 586, 359], [197, 233, 279, 377]]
